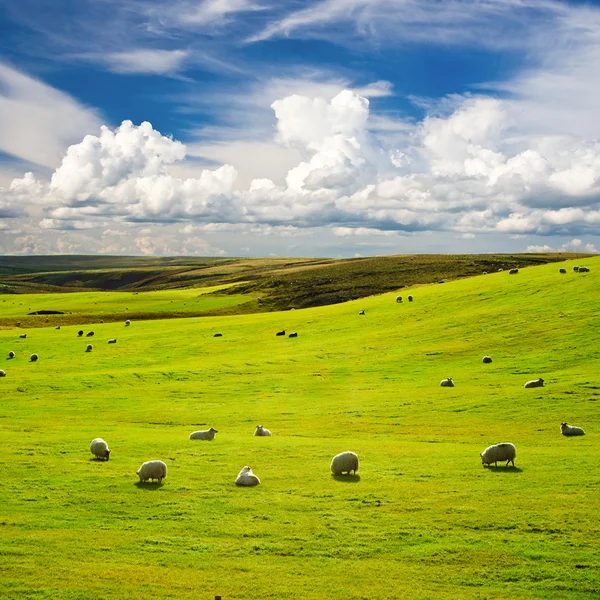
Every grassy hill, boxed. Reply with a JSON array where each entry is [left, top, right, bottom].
[[0, 257, 598, 599]]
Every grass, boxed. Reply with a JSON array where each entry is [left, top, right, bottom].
[[0, 257, 599, 598]]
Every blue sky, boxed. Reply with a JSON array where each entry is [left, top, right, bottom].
[[1, 0, 600, 257]]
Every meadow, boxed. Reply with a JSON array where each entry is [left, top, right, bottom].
[[0, 257, 599, 599]]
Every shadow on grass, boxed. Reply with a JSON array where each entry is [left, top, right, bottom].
[[332, 474, 361, 483], [135, 481, 164, 490], [89, 458, 109, 462], [485, 466, 523, 473]]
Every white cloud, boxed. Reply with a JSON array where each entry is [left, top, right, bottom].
[[176, 0, 266, 25], [93, 49, 190, 75]]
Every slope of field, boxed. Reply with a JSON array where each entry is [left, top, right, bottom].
[[0, 258, 599, 599]]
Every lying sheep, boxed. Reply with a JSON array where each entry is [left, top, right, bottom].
[[19, 334, 27, 339], [440, 377, 454, 387], [497, 268, 504, 272], [125, 320, 131, 326], [289, 332, 298, 338], [8, 351, 15, 359], [509, 268, 519, 274], [408, 295, 413, 302], [276, 330, 286, 336], [480, 442, 516, 467], [561, 422, 585, 436], [86, 331, 94, 337], [482, 355, 493, 363], [396, 296, 402, 303], [137, 460, 167, 483], [573, 266, 580, 272], [559, 268, 567, 274], [30, 353, 38, 362], [189, 427, 218, 441], [213, 333, 223, 337], [0, 370, 5, 377], [359, 310, 365, 315], [578, 266, 590, 273], [55, 326, 61, 330], [254, 425, 272, 437], [86, 344, 93, 352], [331, 451, 359, 476], [235, 466, 260, 486], [108, 339, 117, 344], [90, 438, 110, 460], [78, 330, 84, 337], [524, 377, 544, 388]]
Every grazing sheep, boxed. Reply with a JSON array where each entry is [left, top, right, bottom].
[[408, 295, 413, 302], [254, 425, 272, 437], [396, 296, 402, 303], [359, 310, 365, 315], [578, 266, 590, 273], [136, 460, 167, 483], [276, 330, 286, 336], [524, 377, 544, 388], [189, 427, 218, 441], [0, 370, 5, 377], [19, 334, 27, 339], [235, 466, 260, 487], [482, 355, 493, 364], [440, 377, 455, 387], [86, 344, 93, 352], [213, 333, 223, 337], [125, 320, 131, 326], [509, 268, 519, 274], [330, 451, 359, 476], [559, 268, 567, 274], [480, 442, 516, 467], [30, 353, 38, 362], [55, 326, 61, 330], [108, 339, 117, 344], [8, 351, 15, 359], [86, 331, 94, 337], [561, 422, 585, 436], [289, 332, 298, 338], [483, 271, 488, 275], [90, 438, 110, 460], [78, 330, 84, 337], [573, 266, 580, 272]]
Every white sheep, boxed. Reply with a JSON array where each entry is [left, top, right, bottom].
[[30, 353, 38, 362], [8, 351, 15, 359], [254, 425, 272, 437], [359, 310, 366, 315], [524, 377, 544, 388], [482, 355, 493, 364], [55, 326, 61, 330], [137, 460, 167, 483], [0, 369, 5, 377], [331, 451, 359, 475], [90, 438, 110, 460], [480, 442, 516, 467], [440, 377, 455, 387], [86, 344, 93, 352], [125, 320, 131, 326], [561, 422, 585, 436], [189, 427, 218, 440], [235, 466, 260, 486]]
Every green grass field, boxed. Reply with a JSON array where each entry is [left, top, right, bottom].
[[0, 258, 599, 599]]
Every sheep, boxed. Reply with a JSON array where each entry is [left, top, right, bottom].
[[78, 330, 84, 337], [482, 355, 493, 364], [482, 271, 488, 275], [86, 331, 94, 337], [497, 268, 504, 272], [254, 425, 272, 437], [524, 377, 544, 388], [396, 296, 402, 303], [189, 427, 218, 441], [0, 370, 5, 377], [480, 442, 516, 467], [136, 460, 167, 483], [573, 266, 580, 272], [509, 268, 519, 274], [440, 377, 454, 387], [8, 351, 15, 359], [578, 266, 590, 273], [276, 330, 286, 336], [125, 320, 131, 326], [86, 344, 93, 352], [359, 310, 366, 315], [19, 334, 27, 339], [213, 333, 223, 337], [289, 332, 298, 338], [108, 339, 117, 344], [559, 268, 567, 274], [561, 422, 585, 436], [16, 322, 21, 327], [330, 451, 359, 476], [55, 326, 61, 330], [408, 295, 413, 302], [90, 438, 110, 460], [235, 466, 260, 487], [30, 353, 38, 362]]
